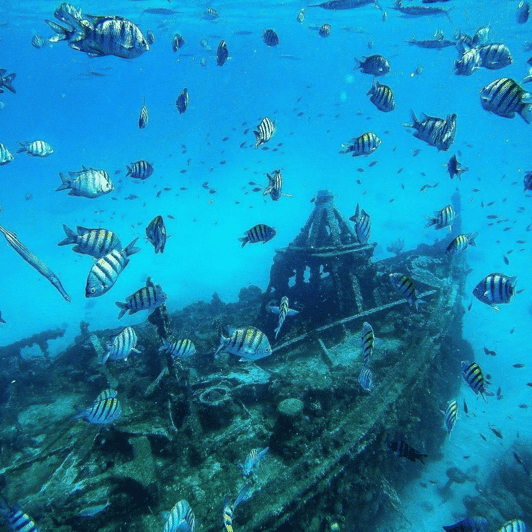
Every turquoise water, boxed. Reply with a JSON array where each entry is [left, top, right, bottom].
[[0, 0, 531, 529]]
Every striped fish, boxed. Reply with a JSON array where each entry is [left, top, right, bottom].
[[200, 7, 219, 20], [498, 520, 527, 532], [163, 500, 195, 532], [360, 321, 375, 367], [217, 40, 229, 66], [238, 224, 277, 247], [461, 361, 490, 402], [473, 272, 517, 308], [442, 399, 458, 436], [237, 447, 269, 477], [358, 367, 374, 392], [267, 296, 299, 339], [525, 171, 532, 192], [56, 166, 114, 198], [339, 132, 381, 156], [355, 55, 390, 76], [254, 117, 275, 148], [17, 139, 53, 157], [146, 215, 166, 254], [454, 47, 481, 76], [223, 484, 250, 532], [447, 154, 467, 180], [126, 160, 154, 179], [446, 232, 478, 255], [0, 496, 39, 532], [263, 169, 292, 201], [96, 389, 117, 401], [443, 517, 488, 532], [116, 277, 168, 319], [102, 326, 140, 364], [405, 111, 456, 150], [367, 79, 395, 112], [478, 44, 513, 70], [172, 33, 185, 52], [0, 143, 14, 165], [68, 16, 149, 59], [159, 338, 196, 358], [85, 238, 141, 297], [216, 326, 272, 361], [58, 225, 121, 258], [389, 273, 425, 310], [480, 78, 532, 124], [389, 439, 428, 465], [74, 397, 122, 424], [349, 203, 371, 244], [517, 1, 530, 23], [263, 29, 280, 46], [176, 88, 189, 114], [425, 204, 456, 230], [319, 24, 331, 37], [138, 98, 148, 129]]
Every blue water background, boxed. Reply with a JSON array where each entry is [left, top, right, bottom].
[[0, 0, 531, 527]]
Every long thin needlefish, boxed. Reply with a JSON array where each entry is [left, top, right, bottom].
[[0, 224, 71, 301]]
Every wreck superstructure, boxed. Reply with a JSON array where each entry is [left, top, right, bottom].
[[0, 191, 471, 532]]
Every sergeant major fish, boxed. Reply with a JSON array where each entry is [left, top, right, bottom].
[[46, 5, 149, 59], [389, 273, 425, 310], [389, 439, 428, 464], [216, 326, 272, 361], [217, 40, 229, 66], [339, 132, 381, 156], [126, 160, 154, 179], [138, 98, 148, 129], [254, 117, 275, 148], [442, 399, 458, 436], [454, 47, 481, 76], [172, 33, 185, 51], [461, 360, 491, 402], [73, 396, 122, 424], [349, 203, 371, 243], [479, 78, 532, 124], [116, 277, 167, 319], [102, 326, 140, 364], [223, 483, 250, 532], [238, 224, 277, 246], [354, 54, 390, 76], [447, 154, 467, 180], [358, 367, 374, 392], [425, 204, 456, 231], [17, 140, 53, 157], [478, 44, 512, 70], [146, 215, 167, 254], [85, 238, 140, 297], [163, 500, 195, 532], [446, 232, 478, 254], [0, 143, 14, 165], [367, 79, 395, 112], [58, 225, 121, 258], [498, 520, 526, 532], [200, 7, 219, 20], [263, 29, 280, 46], [405, 111, 456, 150], [56, 166, 114, 198], [237, 447, 269, 477], [443, 517, 488, 532], [262, 169, 293, 201], [473, 272, 517, 309], [159, 338, 196, 358], [267, 296, 299, 339], [360, 321, 377, 367], [0, 495, 39, 532]]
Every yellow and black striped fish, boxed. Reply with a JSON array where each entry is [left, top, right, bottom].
[[425, 204, 456, 231], [223, 484, 250, 532], [116, 277, 168, 319], [480, 77, 532, 124], [217, 40, 229, 66], [216, 326, 272, 360], [446, 232, 478, 255], [461, 361, 490, 402], [238, 224, 277, 247], [339, 132, 381, 157], [361, 322, 375, 367], [58, 225, 121, 258], [441, 399, 458, 436], [139, 98, 148, 129], [73, 397, 122, 424], [473, 272, 517, 308], [254, 117, 275, 148], [159, 338, 196, 358], [389, 273, 425, 311], [367, 79, 395, 112]]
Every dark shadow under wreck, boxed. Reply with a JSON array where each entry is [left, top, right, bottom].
[[0, 190, 473, 532]]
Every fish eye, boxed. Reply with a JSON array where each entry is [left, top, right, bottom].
[[90, 287, 96, 293]]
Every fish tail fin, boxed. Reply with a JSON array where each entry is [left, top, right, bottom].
[[274, 325, 280, 339], [123, 237, 141, 256], [56, 173, 71, 191], [238, 236, 248, 247], [424, 215, 436, 228], [45, 19, 70, 41], [468, 231, 479, 246], [0, 311, 5, 324], [415, 297, 427, 311], [58, 224, 77, 246], [126, 165, 132, 177], [374, 0, 382, 10], [2, 73, 16, 94], [115, 301, 128, 320], [418, 453, 429, 466], [520, 102, 532, 124], [16, 142, 27, 153], [71, 405, 86, 420]]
